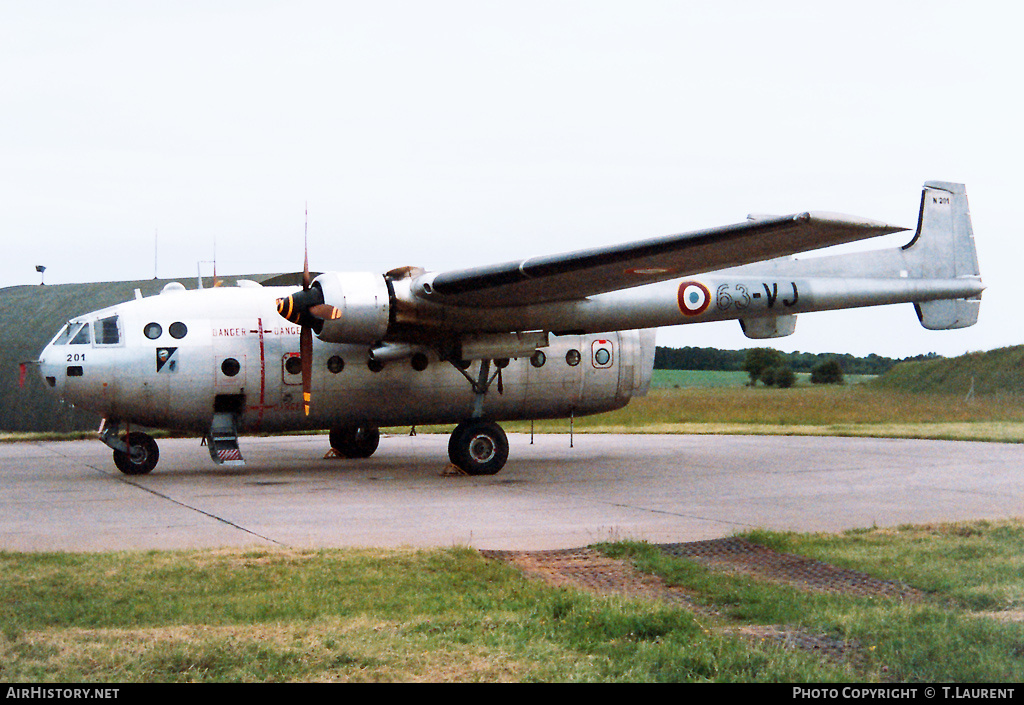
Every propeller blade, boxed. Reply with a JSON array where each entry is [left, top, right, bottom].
[[287, 204, 315, 416], [301, 324, 312, 416], [309, 303, 341, 320], [302, 203, 311, 291]]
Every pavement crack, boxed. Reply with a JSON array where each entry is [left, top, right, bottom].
[[115, 475, 288, 548]]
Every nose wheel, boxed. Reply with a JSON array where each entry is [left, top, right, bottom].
[[448, 420, 508, 475], [111, 431, 160, 475]]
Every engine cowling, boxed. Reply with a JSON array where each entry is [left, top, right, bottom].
[[311, 272, 391, 344]]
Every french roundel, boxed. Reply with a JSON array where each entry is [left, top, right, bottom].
[[677, 281, 711, 316]]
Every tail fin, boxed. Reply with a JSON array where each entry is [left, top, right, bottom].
[[904, 181, 982, 329]]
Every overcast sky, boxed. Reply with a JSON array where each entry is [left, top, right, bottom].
[[2, 1, 1020, 358]]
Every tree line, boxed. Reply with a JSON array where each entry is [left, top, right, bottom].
[[654, 346, 940, 376]]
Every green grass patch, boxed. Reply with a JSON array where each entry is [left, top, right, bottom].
[[1, 546, 845, 682], [650, 369, 878, 389], [2, 520, 1023, 682], [872, 345, 1024, 398], [650, 369, 751, 388], [737, 520, 1024, 614], [602, 519, 1024, 682]]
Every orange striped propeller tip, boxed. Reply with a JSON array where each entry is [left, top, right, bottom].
[[309, 304, 342, 320], [275, 296, 298, 323]]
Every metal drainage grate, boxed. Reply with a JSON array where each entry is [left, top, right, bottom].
[[658, 538, 924, 601]]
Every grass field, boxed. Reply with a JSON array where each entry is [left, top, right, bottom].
[[649, 369, 878, 389], [492, 371, 1024, 444], [2, 519, 1022, 682]]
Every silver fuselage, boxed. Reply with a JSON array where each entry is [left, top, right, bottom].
[[38, 284, 656, 433]]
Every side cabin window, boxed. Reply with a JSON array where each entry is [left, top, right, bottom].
[[94, 315, 121, 346]]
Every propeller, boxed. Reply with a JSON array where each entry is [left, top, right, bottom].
[[299, 245, 313, 417], [274, 209, 340, 416]]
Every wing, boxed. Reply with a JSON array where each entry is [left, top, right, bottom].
[[415, 212, 906, 307]]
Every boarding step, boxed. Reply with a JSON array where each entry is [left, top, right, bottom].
[[207, 412, 245, 466]]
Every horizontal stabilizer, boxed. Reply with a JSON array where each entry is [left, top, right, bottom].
[[915, 298, 981, 330], [740, 315, 798, 339]]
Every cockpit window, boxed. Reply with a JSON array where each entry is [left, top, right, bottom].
[[51, 323, 74, 345], [94, 315, 121, 345], [70, 322, 91, 345]]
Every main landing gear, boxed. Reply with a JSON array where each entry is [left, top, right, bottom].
[[448, 419, 509, 475], [325, 357, 513, 475], [446, 357, 510, 475], [327, 419, 509, 475], [329, 424, 381, 458]]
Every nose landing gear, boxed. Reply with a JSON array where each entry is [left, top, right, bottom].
[[100, 421, 160, 475], [113, 432, 160, 475]]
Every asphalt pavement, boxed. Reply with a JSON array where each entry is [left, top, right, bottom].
[[2, 432, 1022, 552]]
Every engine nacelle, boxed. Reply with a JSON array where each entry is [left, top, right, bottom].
[[312, 272, 391, 344]]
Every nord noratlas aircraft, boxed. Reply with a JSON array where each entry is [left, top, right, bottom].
[[35, 181, 983, 476]]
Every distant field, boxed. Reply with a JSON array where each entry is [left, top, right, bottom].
[[497, 379, 1024, 443], [650, 369, 749, 388], [650, 369, 877, 389]]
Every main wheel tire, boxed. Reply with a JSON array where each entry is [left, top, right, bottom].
[[112, 432, 160, 475], [448, 420, 508, 475], [329, 424, 380, 458]]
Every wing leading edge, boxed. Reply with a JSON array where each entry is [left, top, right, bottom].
[[414, 212, 906, 308]]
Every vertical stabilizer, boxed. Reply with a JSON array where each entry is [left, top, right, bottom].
[[903, 181, 980, 279], [904, 181, 982, 329]]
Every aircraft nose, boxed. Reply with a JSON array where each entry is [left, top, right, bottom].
[[37, 343, 62, 390]]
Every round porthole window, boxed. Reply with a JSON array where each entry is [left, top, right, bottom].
[[169, 322, 188, 339], [221, 358, 241, 377], [284, 356, 302, 375], [566, 349, 581, 366], [594, 348, 611, 366], [530, 350, 546, 368], [144, 322, 162, 340], [327, 355, 345, 374]]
